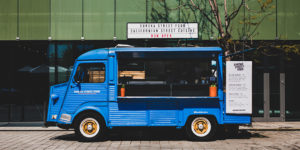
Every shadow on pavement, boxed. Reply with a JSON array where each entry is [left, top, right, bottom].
[[223, 129, 268, 139], [246, 129, 300, 131], [50, 127, 268, 142], [0, 130, 66, 131], [0, 122, 44, 127]]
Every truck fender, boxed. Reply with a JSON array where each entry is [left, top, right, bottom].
[[183, 110, 223, 126], [72, 102, 108, 126]]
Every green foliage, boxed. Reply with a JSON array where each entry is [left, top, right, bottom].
[[239, 0, 276, 40]]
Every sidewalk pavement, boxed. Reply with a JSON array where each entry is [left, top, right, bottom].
[[1, 122, 300, 131], [1, 122, 300, 150], [241, 122, 300, 130]]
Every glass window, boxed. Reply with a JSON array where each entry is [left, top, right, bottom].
[[74, 63, 105, 83], [118, 59, 217, 96]]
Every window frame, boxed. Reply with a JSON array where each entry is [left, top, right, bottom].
[[72, 62, 106, 84]]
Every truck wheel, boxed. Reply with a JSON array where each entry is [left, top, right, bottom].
[[74, 112, 105, 141], [186, 116, 216, 141]]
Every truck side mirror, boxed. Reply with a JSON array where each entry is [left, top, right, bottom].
[[74, 72, 82, 84]]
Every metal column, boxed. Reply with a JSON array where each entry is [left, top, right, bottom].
[[280, 73, 285, 121], [253, 72, 285, 122]]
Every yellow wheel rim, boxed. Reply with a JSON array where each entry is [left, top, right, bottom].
[[191, 117, 211, 137], [82, 119, 98, 135]]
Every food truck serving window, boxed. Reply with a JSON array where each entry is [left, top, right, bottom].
[[118, 58, 217, 96], [74, 63, 105, 83]]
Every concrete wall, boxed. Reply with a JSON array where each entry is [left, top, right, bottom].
[[0, 0, 299, 40]]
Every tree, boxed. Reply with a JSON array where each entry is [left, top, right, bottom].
[[190, 0, 278, 57], [150, 0, 291, 59]]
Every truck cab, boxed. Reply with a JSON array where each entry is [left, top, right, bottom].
[[46, 47, 251, 141]]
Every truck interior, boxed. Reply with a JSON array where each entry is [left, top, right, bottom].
[[116, 50, 219, 97]]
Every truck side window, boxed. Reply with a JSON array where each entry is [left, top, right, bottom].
[[74, 63, 105, 83]]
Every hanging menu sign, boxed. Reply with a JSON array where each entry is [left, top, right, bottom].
[[127, 23, 198, 39], [226, 61, 252, 114]]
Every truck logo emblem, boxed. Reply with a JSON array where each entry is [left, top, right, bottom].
[[193, 111, 208, 114], [74, 90, 101, 94]]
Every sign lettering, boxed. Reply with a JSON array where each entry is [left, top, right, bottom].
[[127, 23, 198, 39], [226, 61, 252, 114]]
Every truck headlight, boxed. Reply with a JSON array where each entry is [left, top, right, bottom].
[[60, 114, 71, 122]]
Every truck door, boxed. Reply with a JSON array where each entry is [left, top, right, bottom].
[[62, 61, 108, 114]]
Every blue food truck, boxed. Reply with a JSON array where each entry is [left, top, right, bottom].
[[46, 47, 251, 141]]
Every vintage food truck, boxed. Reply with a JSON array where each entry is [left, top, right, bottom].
[[46, 47, 251, 141]]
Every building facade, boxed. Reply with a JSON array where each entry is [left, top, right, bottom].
[[0, 0, 300, 122]]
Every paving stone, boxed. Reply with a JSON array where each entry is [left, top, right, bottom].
[[1, 123, 300, 149]]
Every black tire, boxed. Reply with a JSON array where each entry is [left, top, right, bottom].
[[74, 112, 106, 141], [185, 116, 217, 141]]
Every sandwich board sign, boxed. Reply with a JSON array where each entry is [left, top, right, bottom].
[[226, 61, 252, 114]]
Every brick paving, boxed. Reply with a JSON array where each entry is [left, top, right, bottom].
[[0, 123, 300, 150]]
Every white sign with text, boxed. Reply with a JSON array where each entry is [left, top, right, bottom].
[[226, 61, 252, 114], [127, 23, 198, 39]]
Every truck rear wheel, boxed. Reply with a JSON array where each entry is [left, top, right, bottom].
[[74, 112, 105, 141], [185, 116, 216, 141]]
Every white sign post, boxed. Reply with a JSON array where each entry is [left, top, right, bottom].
[[127, 23, 198, 39], [226, 61, 252, 114]]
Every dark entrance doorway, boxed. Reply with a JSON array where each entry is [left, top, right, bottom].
[[0, 42, 49, 122], [252, 56, 285, 121]]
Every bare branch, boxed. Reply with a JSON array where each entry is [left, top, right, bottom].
[[224, 0, 228, 28], [209, 0, 224, 37], [166, 3, 188, 11], [226, 0, 244, 35], [189, 0, 218, 29], [247, 12, 272, 39], [228, 0, 244, 20]]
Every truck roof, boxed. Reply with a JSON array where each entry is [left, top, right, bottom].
[[77, 47, 222, 60]]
